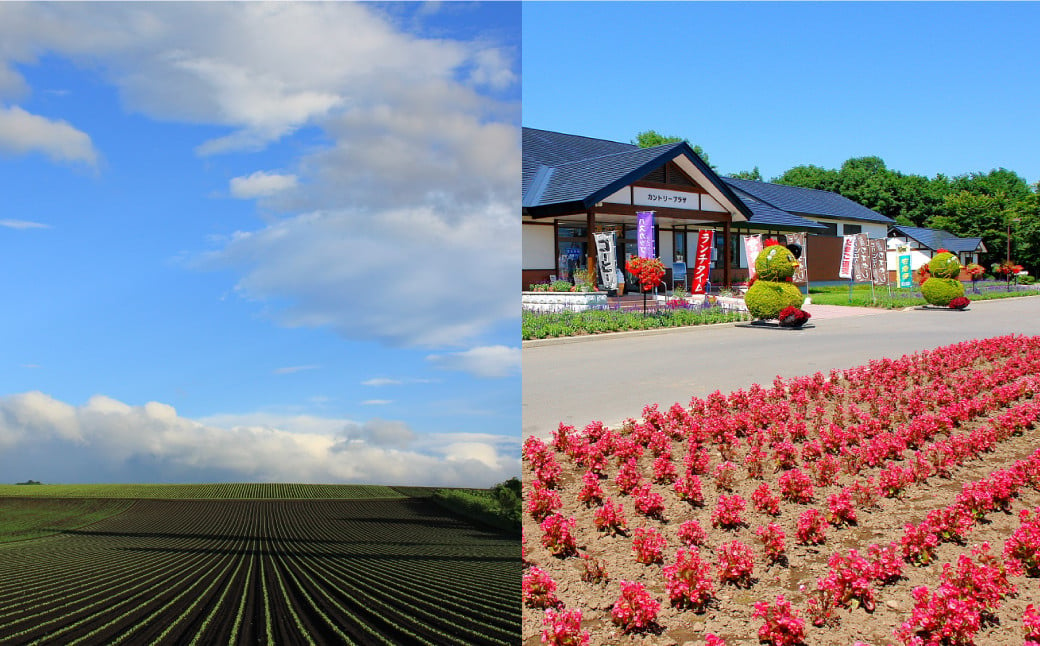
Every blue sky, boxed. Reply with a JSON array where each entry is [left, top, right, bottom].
[[524, 2, 1040, 184], [0, 3, 520, 487]]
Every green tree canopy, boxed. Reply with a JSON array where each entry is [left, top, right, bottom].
[[729, 166, 762, 181], [632, 129, 715, 169]]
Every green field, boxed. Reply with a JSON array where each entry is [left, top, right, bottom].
[[808, 283, 1040, 308], [0, 498, 134, 543], [0, 482, 405, 500]]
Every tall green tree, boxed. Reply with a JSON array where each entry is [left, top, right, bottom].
[[632, 129, 715, 169], [729, 166, 762, 181]]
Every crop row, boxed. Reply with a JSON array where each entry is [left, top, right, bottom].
[[0, 498, 519, 645]]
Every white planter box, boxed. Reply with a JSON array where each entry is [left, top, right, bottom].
[[522, 291, 608, 313]]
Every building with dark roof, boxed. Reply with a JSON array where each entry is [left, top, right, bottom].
[[888, 225, 987, 273], [522, 128, 895, 289]]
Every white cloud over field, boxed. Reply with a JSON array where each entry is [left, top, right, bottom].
[[0, 105, 97, 167], [0, 3, 520, 349], [0, 392, 519, 487]]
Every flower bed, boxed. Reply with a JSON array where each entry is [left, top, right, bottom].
[[522, 335, 1040, 645]]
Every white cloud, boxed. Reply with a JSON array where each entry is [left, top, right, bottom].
[[0, 3, 520, 348], [0, 392, 518, 487], [362, 377, 437, 387], [230, 171, 298, 199], [427, 345, 520, 378], [362, 400, 393, 406], [0, 219, 50, 229], [272, 364, 319, 375], [0, 105, 97, 167]]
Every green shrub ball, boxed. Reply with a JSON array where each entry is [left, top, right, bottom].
[[921, 277, 965, 306], [928, 252, 962, 279], [755, 245, 799, 281], [745, 281, 804, 319]]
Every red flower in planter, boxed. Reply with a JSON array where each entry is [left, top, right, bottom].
[[778, 306, 811, 328]]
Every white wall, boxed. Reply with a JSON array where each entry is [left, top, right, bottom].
[[522, 222, 556, 270]]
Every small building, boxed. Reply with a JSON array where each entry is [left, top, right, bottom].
[[522, 128, 895, 290], [886, 225, 987, 280]]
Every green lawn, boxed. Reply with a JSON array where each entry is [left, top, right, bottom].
[[808, 283, 1040, 308]]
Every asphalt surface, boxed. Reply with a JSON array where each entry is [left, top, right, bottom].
[[522, 295, 1040, 439]]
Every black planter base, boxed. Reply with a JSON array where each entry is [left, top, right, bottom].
[[736, 320, 816, 330]]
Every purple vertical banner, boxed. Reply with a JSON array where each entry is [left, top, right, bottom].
[[636, 210, 655, 258]]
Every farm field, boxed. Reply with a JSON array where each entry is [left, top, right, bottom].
[[0, 490, 519, 645], [523, 334, 1040, 645]]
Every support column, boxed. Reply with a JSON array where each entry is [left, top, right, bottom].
[[723, 220, 732, 288], [587, 209, 596, 278]]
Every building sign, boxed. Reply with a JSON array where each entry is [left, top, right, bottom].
[[633, 187, 698, 210], [838, 235, 857, 279], [691, 230, 715, 294], [853, 233, 871, 282], [870, 238, 889, 286], [787, 233, 807, 284], [898, 254, 913, 288], [637, 211, 655, 258], [594, 232, 618, 290], [743, 234, 763, 279]]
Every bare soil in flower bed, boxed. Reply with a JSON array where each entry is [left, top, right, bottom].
[[523, 335, 1040, 645]]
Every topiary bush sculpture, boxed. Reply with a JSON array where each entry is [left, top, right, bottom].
[[745, 241, 805, 320], [921, 250, 966, 307]]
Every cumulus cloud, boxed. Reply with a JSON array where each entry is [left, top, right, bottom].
[[230, 171, 299, 199], [0, 392, 518, 486], [427, 345, 520, 378], [0, 3, 520, 348], [0, 105, 97, 167]]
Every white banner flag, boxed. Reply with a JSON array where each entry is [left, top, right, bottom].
[[594, 232, 618, 290], [838, 235, 857, 279], [743, 234, 763, 279]]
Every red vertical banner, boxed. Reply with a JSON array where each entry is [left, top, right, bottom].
[[690, 230, 715, 294]]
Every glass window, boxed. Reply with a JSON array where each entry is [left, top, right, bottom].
[[843, 224, 862, 235], [674, 231, 686, 262], [818, 222, 838, 237]]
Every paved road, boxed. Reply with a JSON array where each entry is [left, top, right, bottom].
[[522, 295, 1040, 439]]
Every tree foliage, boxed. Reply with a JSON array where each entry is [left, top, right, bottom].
[[632, 129, 715, 169], [772, 159, 1040, 274]]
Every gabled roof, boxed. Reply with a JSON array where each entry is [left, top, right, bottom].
[[728, 187, 827, 231], [722, 176, 895, 225], [522, 128, 752, 220], [889, 225, 986, 254]]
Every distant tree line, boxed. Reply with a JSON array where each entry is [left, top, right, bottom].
[[431, 477, 520, 534], [635, 130, 1040, 275], [767, 157, 1040, 275]]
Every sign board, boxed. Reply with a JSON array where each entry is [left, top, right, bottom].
[[594, 232, 618, 290], [838, 235, 857, 279], [898, 254, 913, 288], [636, 211, 655, 258], [743, 234, 763, 279], [691, 230, 715, 294], [853, 233, 871, 282], [633, 187, 698, 210], [786, 232, 808, 284], [870, 238, 889, 285]]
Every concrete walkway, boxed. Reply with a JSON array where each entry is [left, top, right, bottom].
[[523, 295, 1040, 439]]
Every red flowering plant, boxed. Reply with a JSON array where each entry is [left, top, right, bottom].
[[753, 594, 806, 646], [1025, 604, 1040, 646], [632, 526, 666, 564], [778, 306, 811, 328], [523, 567, 561, 608], [625, 256, 666, 292], [541, 608, 590, 646], [580, 553, 608, 584], [948, 296, 970, 310], [540, 513, 578, 557], [663, 547, 716, 610], [610, 581, 660, 633], [716, 540, 755, 587]]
